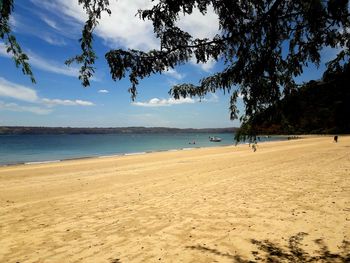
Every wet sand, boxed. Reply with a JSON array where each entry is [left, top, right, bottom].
[[0, 136, 349, 262]]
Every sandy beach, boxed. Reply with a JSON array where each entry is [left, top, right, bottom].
[[0, 136, 349, 262]]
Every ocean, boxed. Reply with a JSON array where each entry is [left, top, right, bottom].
[[0, 133, 283, 166]]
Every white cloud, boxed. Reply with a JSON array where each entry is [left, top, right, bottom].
[[31, 0, 87, 23], [177, 5, 219, 40], [0, 43, 79, 77], [41, 98, 95, 107], [9, 15, 17, 28], [9, 12, 73, 46], [163, 68, 185, 80], [0, 78, 95, 114], [0, 78, 38, 102], [0, 44, 10, 58], [93, 1, 159, 50], [190, 57, 217, 72], [41, 35, 67, 46], [31, 0, 158, 50], [198, 58, 217, 72], [133, 93, 219, 107], [41, 16, 60, 30], [0, 101, 52, 115], [132, 97, 196, 107], [98, 89, 109, 93], [30, 1, 220, 55], [202, 93, 219, 103], [28, 50, 79, 77]]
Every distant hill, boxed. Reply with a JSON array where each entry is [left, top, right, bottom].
[[241, 63, 350, 135], [0, 126, 238, 135]]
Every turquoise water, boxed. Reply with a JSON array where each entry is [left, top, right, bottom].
[[0, 133, 283, 165]]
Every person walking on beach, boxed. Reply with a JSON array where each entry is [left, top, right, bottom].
[[252, 141, 258, 152], [334, 135, 338, 143]]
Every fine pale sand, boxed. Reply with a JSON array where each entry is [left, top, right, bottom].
[[0, 137, 349, 262]]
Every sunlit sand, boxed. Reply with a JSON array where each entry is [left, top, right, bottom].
[[0, 136, 349, 262]]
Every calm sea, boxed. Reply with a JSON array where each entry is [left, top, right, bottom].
[[0, 133, 283, 165]]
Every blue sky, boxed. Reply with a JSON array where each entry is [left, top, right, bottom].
[[0, 1, 332, 128]]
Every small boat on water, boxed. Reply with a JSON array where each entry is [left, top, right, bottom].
[[209, 136, 222, 142]]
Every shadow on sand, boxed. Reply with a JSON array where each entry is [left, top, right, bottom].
[[187, 232, 350, 262]]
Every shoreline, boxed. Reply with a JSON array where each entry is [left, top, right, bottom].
[[0, 145, 231, 167], [0, 136, 292, 167], [0, 135, 296, 167]]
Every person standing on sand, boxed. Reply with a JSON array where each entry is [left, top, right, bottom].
[[334, 135, 338, 143]]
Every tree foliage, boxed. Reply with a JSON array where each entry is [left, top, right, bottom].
[[73, 0, 350, 135], [1, 1, 350, 137], [65, 0, 111, 87], [0, 0, 35, 83]]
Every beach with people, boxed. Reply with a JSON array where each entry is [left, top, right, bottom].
[[0, 136, 349, 262]]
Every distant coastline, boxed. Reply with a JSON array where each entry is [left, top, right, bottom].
[[0, 126, 238, 135]]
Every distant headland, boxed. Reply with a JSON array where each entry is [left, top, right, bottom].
[[0, 126, 238, 135]]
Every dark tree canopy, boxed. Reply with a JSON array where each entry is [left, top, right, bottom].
[[237, 62, 350, 139], [1, 0, 350, 138]]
